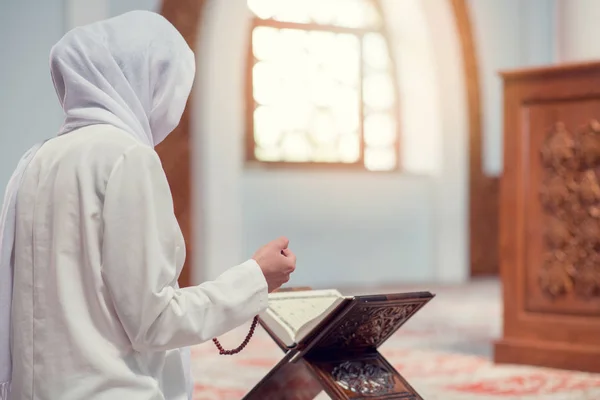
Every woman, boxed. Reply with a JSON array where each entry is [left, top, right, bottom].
[[0, 11, 295, 400]]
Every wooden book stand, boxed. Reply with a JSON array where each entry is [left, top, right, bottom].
[[243, 291, 435, 400]]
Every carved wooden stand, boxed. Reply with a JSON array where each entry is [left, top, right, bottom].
[[242, 292, 434, 400], [496, 62, 600, 373]]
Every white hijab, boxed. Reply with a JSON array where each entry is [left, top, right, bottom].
[[0, 10, 196, 399]]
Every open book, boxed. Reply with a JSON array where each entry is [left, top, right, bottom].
[[259, 289, 350, 348]]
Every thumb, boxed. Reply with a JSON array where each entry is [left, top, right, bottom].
[[273, 236, 289, 250]]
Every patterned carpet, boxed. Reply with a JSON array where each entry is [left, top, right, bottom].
[[190, 280, 600, 399]]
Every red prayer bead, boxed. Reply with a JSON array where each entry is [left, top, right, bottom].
[[212, 315, 259, 355]]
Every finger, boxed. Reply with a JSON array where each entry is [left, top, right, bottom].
[[274, 236, 289, 250], [284, 250, 297, 267], [282, 259, 296, 273], [282, 248, 296, 261]]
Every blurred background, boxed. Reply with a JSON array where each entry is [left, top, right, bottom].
[[4, 1, 600, 398], [0, 0, 593, 287]]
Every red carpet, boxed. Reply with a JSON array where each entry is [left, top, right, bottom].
[[190, 280, 600, 399]]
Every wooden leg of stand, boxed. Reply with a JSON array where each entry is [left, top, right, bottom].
[[306, 351, 422, 400], [243, 350, 421, 400], [242, 353, 323, 400]]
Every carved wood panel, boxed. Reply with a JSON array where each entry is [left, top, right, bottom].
[[495, 61, 600, 373], [314, 301, 424, 351], [308, 352, 421, 400], [524, 101, 600, 316]]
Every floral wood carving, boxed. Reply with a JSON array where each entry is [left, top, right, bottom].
[[332, 361, 396, 397], [316, 303, 421, 349], [539, 121, 600, 299]]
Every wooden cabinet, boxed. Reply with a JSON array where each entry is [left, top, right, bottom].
[[494, 62, 600, 373]]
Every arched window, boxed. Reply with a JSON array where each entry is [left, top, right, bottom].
[[246, 0, 400, 171]]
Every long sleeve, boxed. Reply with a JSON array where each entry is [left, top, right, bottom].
[[101, 144, 268, 352]]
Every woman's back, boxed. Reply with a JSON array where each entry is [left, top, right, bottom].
[[11, 125, 188, 400], [2, 11, 294, 400]]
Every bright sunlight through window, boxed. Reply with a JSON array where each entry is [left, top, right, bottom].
[[246, 0, 400, 171]]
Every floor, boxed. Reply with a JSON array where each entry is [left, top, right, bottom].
[[190, 279, 600, 399]]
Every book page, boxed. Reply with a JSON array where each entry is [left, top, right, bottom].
[[267, 289, 343, 335]]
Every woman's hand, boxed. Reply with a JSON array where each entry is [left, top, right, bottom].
[[252, 237, 296, 292]]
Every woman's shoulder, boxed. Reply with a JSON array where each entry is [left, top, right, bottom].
[[69, 124, 143, 149], [35, 125, 160, 182], [51, 125, 155, 160]]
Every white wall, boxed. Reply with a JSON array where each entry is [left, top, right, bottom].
[[64, 0, 159, 29], [468, 0, 556, 177], [0, 0, 64, 194], [0, 0, 158, 194], [421, 0, 469, 283], [0, 0, 563, 288], [194, 0, 468, 287], [556, 0, 600, 62], [385, 0, 443, 176], [110, 0, 159, 17], [65, 0, 108, 28]]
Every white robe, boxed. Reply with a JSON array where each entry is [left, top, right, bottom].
[[9, 125, 269, 400]]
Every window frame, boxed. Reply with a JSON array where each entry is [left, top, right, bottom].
[[244, 0, 402, 171]]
